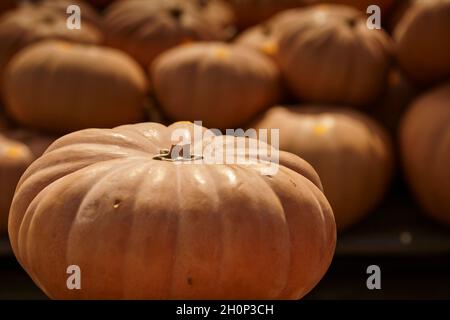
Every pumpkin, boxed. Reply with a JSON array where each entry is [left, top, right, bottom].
[[394, 0, 450, 86], [400, 82, 450, 225], [103, 0, 224, 68], [151, 42, 280, 129], [0, 3, 102, 93], [9, 121, 336, 299], [324, 0, 395, 14], [3, 40, 148, 134], [192, 0, 236, 40], [234, 8, 304, 59], [226, 0, 313, 29], [0, 135, 33, 235], [276, 4, 392, 106], [253, 106, 393, 230], [369, 68, 416, 135]]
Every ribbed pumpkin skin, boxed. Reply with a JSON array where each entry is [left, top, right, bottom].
[[0, 135, 33, 234], [253, 106, 393, 230], [400, 83, 450, 225], [234, 8, 304, 59], [104, 0, 221, 67], [151, 43, 280, 129], [0, 4, 101, 89], [276, 5, 392, 106], [9, 122, 336, 299], [394, 0, 450, 86], [4, 41, 148, 134]]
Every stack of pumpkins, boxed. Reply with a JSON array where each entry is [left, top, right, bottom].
[[0, 0, 449, 300]]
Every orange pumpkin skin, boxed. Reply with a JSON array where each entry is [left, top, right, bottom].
[[400, 83, 450, 225], [394, 0, 450, 86], [226, 0, 312, 29], [9, 122, 336, 299], [324, 0, 395, 13], [0, 4, 102, 91], [103, 0, 222, 68], [4, 41, 148, 134], [151, 43, 280, 129], [0, 135, 33, 234], [276, 5, 392, 107], [234, 8, 304, 59], [253, 106, 393, 230]]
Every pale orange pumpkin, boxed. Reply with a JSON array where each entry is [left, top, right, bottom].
[[103, 0, 223, 68], [0, 3, 102, 93], [253, 106, 393, 230], [9, 121, 336, 299], [0, 135, 33, 235], [276, 4, 393, 106], [151, 42, 280, 129], [394, 0, 450, 86], [400, 82, 450, 225], [4, 40, 148, 133], [234, 8, 304, 59]]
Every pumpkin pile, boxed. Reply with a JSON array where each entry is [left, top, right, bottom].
[[0, 0, 449, 300]]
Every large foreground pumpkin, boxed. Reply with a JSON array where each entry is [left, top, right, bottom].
[[4, 41, 147, 133], [253, 106, 393, 230], [151, 42, 280, 129], [276, 5, 392, 106], [0, 3, 101, 93], [400, 82, 450, 225], [394, 0, 450, 86], [0, 135, 33, 234], [9, 122, 336, 299], [103, 0, 224, 67]]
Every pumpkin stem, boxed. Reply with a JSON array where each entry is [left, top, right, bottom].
[[261, 23, 272, 36], [168, 7, 183, 21], [153, 144, 203, 161], [197, 0, 208, 8], [345, 18, 357, 28]]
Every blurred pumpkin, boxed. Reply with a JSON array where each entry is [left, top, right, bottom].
[[226, 0, 314, 29], [9, 121, 336, 299], [400, 82, 450, 225], [103, 0, 224, 68], [276, 4, 393, 106], [234, 8, 304, 59], [369, 68, 416, 135], [253, 106, 393, 230], [4, 40, 148, 133], [394, 0, 450, 87], [0, 135, 33, 235], [0, 3, 102, 95], [151, 42, 280, 129], [227, 0, 394, 28], [324, 0, 395, 13], [190, 0, 236, 40]]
